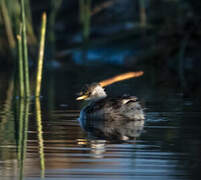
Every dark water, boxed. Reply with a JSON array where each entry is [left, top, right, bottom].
[[0, 68, 201, 180]]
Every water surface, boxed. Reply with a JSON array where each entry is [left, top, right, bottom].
[[0, 68, 200, 180]]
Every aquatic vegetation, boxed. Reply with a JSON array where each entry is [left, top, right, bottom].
[[17, 31, 24, 97], [139, 0, 147, 27], [35, 13, 47, 97], [16, 5, 47, 97], [20, 0, 30, 97], [79, 0, 91, 42], [0, 0, 200, 97], [0, 0, 36, 58]]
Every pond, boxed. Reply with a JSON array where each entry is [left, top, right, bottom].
[[0, 66, 200, 180]]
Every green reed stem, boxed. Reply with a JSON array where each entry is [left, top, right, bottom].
[[48, 0, 62, 57], [84, 0, 91, 41], [1, 0, 16, 49], [79, 0, 91, 42], [20, 0, 30, 97], [17, 32, 25, 97], [35, 12, 47, 97], [139, 0, 147, 27], [25, 0, 37, 45]]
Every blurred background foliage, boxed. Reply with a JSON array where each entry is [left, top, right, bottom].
[[0, 0, 201, 98]]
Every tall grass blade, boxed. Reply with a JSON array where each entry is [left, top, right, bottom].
[[48, 0, 62, 56], [35, 12, 47, 97], [140, 0, 147, 27], [17, 30, 25, 97], [20, 0, 30, 97], [0, 0, 16, 49], [25, 0, 37, 44], [79, 0, 91, 42]]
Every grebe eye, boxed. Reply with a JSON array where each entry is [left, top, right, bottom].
[[88, 91, 92, 96]]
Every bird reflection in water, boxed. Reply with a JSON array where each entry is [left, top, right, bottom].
[[78, 116, 144, 158], [79, 115, 144, 141]]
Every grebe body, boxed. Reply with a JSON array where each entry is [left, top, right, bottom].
[[77, 83, 145, 122]]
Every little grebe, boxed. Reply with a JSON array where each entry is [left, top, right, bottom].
[[76, 72, 145, 122]]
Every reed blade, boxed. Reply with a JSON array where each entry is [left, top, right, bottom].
[[99, 71, 144, 87], [35, 12, 47, 97], [20, 0, 30, 97], [17, 32, 25, 97]]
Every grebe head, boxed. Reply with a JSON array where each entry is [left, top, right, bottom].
[[76, 83, 107, 101]]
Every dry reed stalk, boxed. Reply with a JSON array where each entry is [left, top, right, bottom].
[[99, 71, 144, 87]]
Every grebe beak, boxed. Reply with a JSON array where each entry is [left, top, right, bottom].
[[76, 95, 88, 100]]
